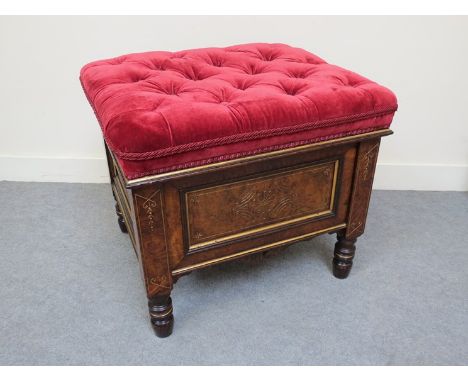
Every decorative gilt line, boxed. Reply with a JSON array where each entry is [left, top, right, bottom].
[[159, 190, 172, 289], [361, 143, 379, 181], [148, 275, 169, 289], [347, 220, 363, 236], [328, 160, 339, 211], [345, 139, 381, 240], [188, 208, 334, 250], [149, 307, 173, 319], [136, 191, 160, 233], [134, 189, 172, 293], [172, 223, 347, 276], [185, 160, 339, 250]]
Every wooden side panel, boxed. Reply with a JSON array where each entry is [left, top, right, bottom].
[[345, 138, 381, 239], [185, 160, 338, 249], [133, 184, 172, 298], [106, 142, 139, 252]]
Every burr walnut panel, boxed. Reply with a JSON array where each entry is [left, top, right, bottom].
[[184, 160, 339, 250]]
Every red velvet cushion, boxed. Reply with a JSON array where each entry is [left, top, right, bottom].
[[80, 43, 397, 179]]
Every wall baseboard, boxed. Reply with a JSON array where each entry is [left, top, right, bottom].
[[0, 156, 467, 191], [0, 156, 109, 184], [373, 163, 467, 191]]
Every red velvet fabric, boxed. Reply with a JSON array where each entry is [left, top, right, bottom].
[[80, 43, 397, 179]]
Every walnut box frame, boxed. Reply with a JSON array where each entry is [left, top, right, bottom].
[[106, 129, 392, 337]]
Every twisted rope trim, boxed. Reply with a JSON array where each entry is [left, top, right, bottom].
[[114, 106, 397, 160], [125, 125, 388, 179], [81, 76, 396, 162]]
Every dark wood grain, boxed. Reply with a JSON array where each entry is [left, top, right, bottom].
[[104, 130, 391, 336], [333, 230, 357, 279], [148, 295, 174, 338], [185, 160, 337, 249], [114, 202, 128, 233], [345, 139, 381, 240], [132, 184, 174, 337]]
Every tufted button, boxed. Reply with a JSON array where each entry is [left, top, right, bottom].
[[257, 51, 278, 62], [284, 88, 299, 96], [154, 82, 182, 96], [243, 64, 265, 75], [206, 54, 225, 67], [288, 71, 308, 79], [175, 65, 215, 81], [81, 42, 397, 183], [183, 72, 212, 81], [208, 87, 236, 104], [130, 74, 149, 83], [182, 72, 200, 81], [234, 84, 248, 91], [231, 78, 258, 91], [277, 80, 308, 96]]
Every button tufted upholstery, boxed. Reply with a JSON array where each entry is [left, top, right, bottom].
[[80, 43, 397, 179]]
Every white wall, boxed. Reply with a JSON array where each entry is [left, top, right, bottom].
[[1, 16, 467, 190]]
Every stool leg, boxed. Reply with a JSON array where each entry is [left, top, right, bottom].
[[333, 231, 357, 279], [115, 202, 128, 233], [148, 294, 174, 338]]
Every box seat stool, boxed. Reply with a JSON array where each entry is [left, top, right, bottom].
[[80, 43, 397, 337]]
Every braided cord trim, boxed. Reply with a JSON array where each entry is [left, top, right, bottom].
[[81, 76, 396, 164], [113, 106, 397, 160], [126, 125, 388, 179]]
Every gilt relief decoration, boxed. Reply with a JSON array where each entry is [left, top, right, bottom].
[[186, 161, 338, 248]]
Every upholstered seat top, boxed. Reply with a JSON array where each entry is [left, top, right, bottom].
[[80, 43, 397, 179]]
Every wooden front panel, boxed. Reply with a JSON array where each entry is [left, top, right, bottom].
[[168, 143, 356, 274], [106, 131, 391, 279], [184, 160, 338, 250]]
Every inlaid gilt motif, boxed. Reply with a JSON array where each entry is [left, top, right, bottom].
[[231, 178, 305, 222], [361, 143, 380, 181], [185, 161, 338, 248], [346, 139, 381, 239], [134, 188, 172, 296]]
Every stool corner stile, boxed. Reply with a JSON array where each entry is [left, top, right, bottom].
[[105, 130, 392, 337], [333, 136, 385, 279]]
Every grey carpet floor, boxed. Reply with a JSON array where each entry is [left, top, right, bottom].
[[0, 181, 466, 365]]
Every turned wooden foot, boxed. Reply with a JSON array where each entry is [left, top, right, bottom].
[[333, 232, 357, 279], [148, 295, 174, 338], [114, 203, 128, 233]]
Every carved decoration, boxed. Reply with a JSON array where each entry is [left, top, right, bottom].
[[142, 196, 157, 232], [346, 140, 380, 239], [230, 178, 305, 223], [134, 188, 172, 296], [361, 143, 379, 181], [185, 161, 338, 248]]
